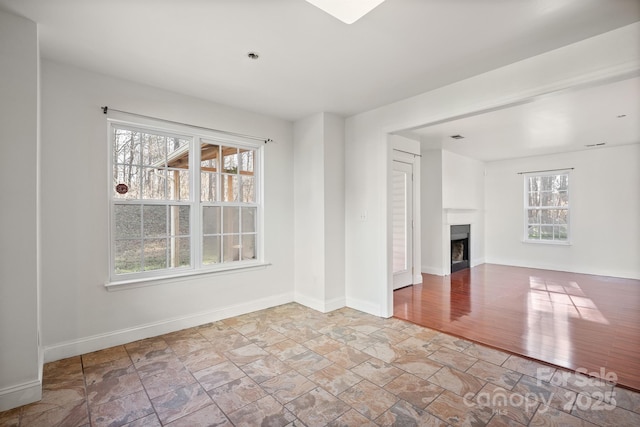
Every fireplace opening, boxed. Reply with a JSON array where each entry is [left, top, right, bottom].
[[451, 224, 470, 273]]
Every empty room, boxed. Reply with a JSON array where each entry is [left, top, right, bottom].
[[1, 1, 639, 426]]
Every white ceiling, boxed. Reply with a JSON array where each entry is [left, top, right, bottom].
[[1, 0, 639, 161], [403, 75, 640, 161]]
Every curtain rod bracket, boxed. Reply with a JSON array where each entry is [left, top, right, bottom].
[[102, 106, 108, 114]]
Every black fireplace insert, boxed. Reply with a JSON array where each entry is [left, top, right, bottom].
[[450, 224, 470, 273]]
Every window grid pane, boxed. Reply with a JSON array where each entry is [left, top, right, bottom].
[[241, 234, 257, 260], [167, 169, 189, 201], [115, 240, 142, 274], [143, 238, 168, 271], [203, 236, 221, 265], [222, 146, 239, 173], [223, 234, 241, 262], [200, 172, 218, 202], [222, 174, 239, 202], [201, 142, 220, 202]]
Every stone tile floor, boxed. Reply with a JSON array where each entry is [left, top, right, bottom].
[[1, 303, 639, 426]]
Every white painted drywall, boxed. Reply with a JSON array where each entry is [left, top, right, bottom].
[[39, 60, 295, 359], [420, 150, 444, 275], [323, 114, 346, 308], [293, 113, 346, 312], [442, 150, 484, 210], [293, 113, 327, 309], [345, 23, 640, 317], [442, 150, 486, 271], [485, 144, 640, 279], [0, 10, 42, 410], [345, 115, 389, 316]]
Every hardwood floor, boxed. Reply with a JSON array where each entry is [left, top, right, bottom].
[[393, 264, 640, 391]]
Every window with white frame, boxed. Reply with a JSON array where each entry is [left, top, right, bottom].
[[524, 170, 570, 243], [110, 120, 261, 282]]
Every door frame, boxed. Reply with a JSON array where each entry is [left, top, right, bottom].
[[389, 145, 422, 292], [392, 159, 414, 289]]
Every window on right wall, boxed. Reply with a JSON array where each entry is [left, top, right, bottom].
[[524, 170, 570, 243]]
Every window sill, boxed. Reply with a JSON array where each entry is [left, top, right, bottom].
[[105, 262, 272, 291], [522, 239, 571, 246]]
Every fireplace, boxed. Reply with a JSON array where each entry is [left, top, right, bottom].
[[450, 224, 470, 273]]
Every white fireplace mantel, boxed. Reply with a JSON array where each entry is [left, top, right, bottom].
[[444, 208, 479, 225]]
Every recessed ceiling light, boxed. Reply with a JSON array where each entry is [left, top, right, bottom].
[[450, 135, 465, 140], [247, 52, 259, 60], [304, 0, 385, 24]]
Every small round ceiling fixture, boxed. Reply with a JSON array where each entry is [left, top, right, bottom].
[[247, 52, 259, 60]]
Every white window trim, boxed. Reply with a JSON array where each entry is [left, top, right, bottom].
[[106, 112, 265, 288], [105, 262, 272, 291], [522, 169, 571, 245]]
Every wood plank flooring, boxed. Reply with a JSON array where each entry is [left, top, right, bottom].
[[393, 264, 640, 391]]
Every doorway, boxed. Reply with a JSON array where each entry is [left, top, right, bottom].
[[392, 159, 413, 289]]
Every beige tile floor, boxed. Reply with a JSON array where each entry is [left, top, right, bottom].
[[1, 303, 639, 426]]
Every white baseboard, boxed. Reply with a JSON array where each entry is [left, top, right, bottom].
[[345, 296, 381, 317], [471, 257, 485, 268], [44, 292, 294, 363], [486, 258, 640, 280], [0, 378, 42, 412], [413, 274, 423, 284], [324, 296, 346, 313], [294, 293, 345, 313], [294, 292, 323, 312], [422, 259, 485, 276], [421, 265, 445, 276]]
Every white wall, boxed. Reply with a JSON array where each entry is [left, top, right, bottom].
[[420, 150, 444, 275], [485, 144, 640, 279], [442, 150, 485, 272], [345, 23, 640, 317], [442, 151, 484, 210], [294, 114, 326, 309], [293, 113, 345, 312], [345, 118, 389, 316], [0, 10, 42, 410], [40, 60, 295, 361], [323, 114, 346, 306]]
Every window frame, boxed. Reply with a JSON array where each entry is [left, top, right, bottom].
[[107, 115, 265, 287], [523, 169, 571, 245]]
